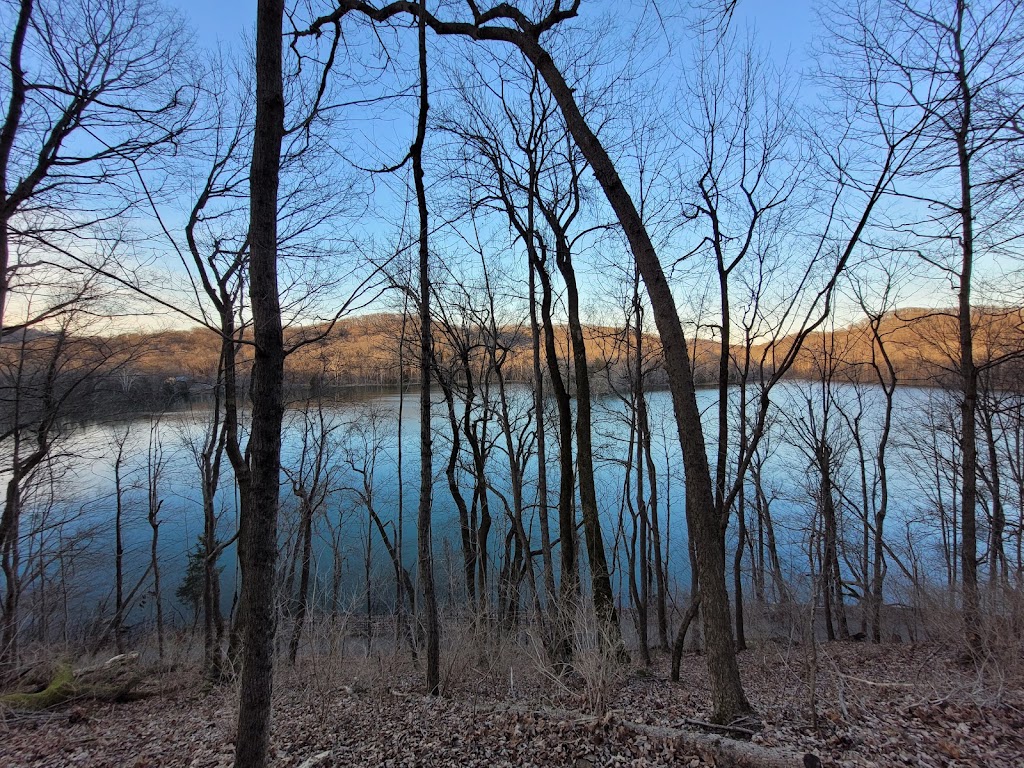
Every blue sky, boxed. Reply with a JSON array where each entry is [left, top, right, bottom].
[[178, 0, 253, 49], [175, 1, 817, 60], [738, 0, 815, 57], [164, 0, 919, 331]]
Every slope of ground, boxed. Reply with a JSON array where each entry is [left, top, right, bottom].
[[2, 639, 1020, 767]]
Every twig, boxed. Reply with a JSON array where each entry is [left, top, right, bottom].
[[0, 708, 66, 725], [682, 717, 760, 738], [825, 655, 851, 720], [836, 672, 916, 688]]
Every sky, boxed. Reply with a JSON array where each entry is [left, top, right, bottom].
[[173, 0, 820, 179], [160, 0, 927, 334], [179, 0, 253, 50], [176, 1, 817, 61], [160, 1, 954, 332]]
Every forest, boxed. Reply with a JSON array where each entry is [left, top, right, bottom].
[[2, 0, 1024, 766]]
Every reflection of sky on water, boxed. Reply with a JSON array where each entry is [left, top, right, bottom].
[[19, 379, 977, 639]]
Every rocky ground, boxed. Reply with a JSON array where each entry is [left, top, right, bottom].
[[1, 639, 1021, 767]]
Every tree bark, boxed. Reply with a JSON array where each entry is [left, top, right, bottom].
[[288, 495, 314, 664], [952, 0, 980, 649], [530, 258, 557, 608], [200, 384, 227, 681], [147, 429, 165, 661], [534, 251, 579, 617], [632, 276, 668, 651], [113, 434, 128, 655], [551, 225, 623, 652], [438, 373, 476, 605], [412, 4, 439, 695], [520, 39, 750, 723], [233, 0, 286, 764]]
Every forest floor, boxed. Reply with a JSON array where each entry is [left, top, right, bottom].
[[1, 636, 1022, 767]]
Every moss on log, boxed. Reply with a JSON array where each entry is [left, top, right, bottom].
[[0, 664, 77, 710], [0, 653, 144, 711]]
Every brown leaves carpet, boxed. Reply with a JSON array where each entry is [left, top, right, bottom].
[[2, 641, 1021, 767]]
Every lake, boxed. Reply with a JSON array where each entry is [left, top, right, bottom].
[[12, 380, 996, 636]]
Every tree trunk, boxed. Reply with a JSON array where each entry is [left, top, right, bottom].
[[233, 0, 286, 763], [288, 499, 314, 664], [412, 5, 439, 696], [201, 378, 227, 681], [147, 431, 164, 661], [438, 376, 476, 605], [671, 597, 702, 683], [113, 435, 127, 655], [633, 295, 669, 651], [733, 499, 747, 652], [530, 258, 557, 609], [980, 405, 1007, 583], [1, 485, 20, 672], [952, 0, 980, 653], [871, 324, 896, 645], [521, 41, 751, 723], [490, 325, 535, 632], [312, 0, 753, 726], [534, 250, 579, 631], [0, 0, 33, 339], [553, 236, 623, 652]]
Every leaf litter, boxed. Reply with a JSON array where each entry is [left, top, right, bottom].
[[1, 640, 1021, 767]]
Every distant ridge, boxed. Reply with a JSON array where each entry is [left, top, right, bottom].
[[15, 306, 1021, 396]]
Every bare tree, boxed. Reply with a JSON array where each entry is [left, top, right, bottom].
[[111, 427, 130, 654], [674, 25, 803, 651], [822, 0, 1024, 650], [145, 420, 165, 660], [843, 261, 904, 642], [0, 0, 194, 338], [437, 57, 611, 660], [303, 0, 922, 723], [431, 272, 496, 616], [283, 398, 340, 664], [787, 328, 855, 642], [337, 403, 417, 651], [0, 287, 128, 670], [0, 0, 193, 668], [233, 0, 286, 765], [411, 3, 440, 696]]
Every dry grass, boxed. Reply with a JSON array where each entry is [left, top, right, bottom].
[[2, 599, 1024, 766]]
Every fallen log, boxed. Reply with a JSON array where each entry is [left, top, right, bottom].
[[0, 652, 145, 712], [478, 701, 817, 768]]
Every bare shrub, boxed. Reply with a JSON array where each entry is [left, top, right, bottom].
[[525, 600, 628, 717]]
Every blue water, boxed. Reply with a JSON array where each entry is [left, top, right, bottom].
[[13, 381, 996, 635]]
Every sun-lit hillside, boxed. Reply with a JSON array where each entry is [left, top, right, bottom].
[[775, 306, 1024, 384], [101, 313, 678, 390], [35, 305, 1020, 397]]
